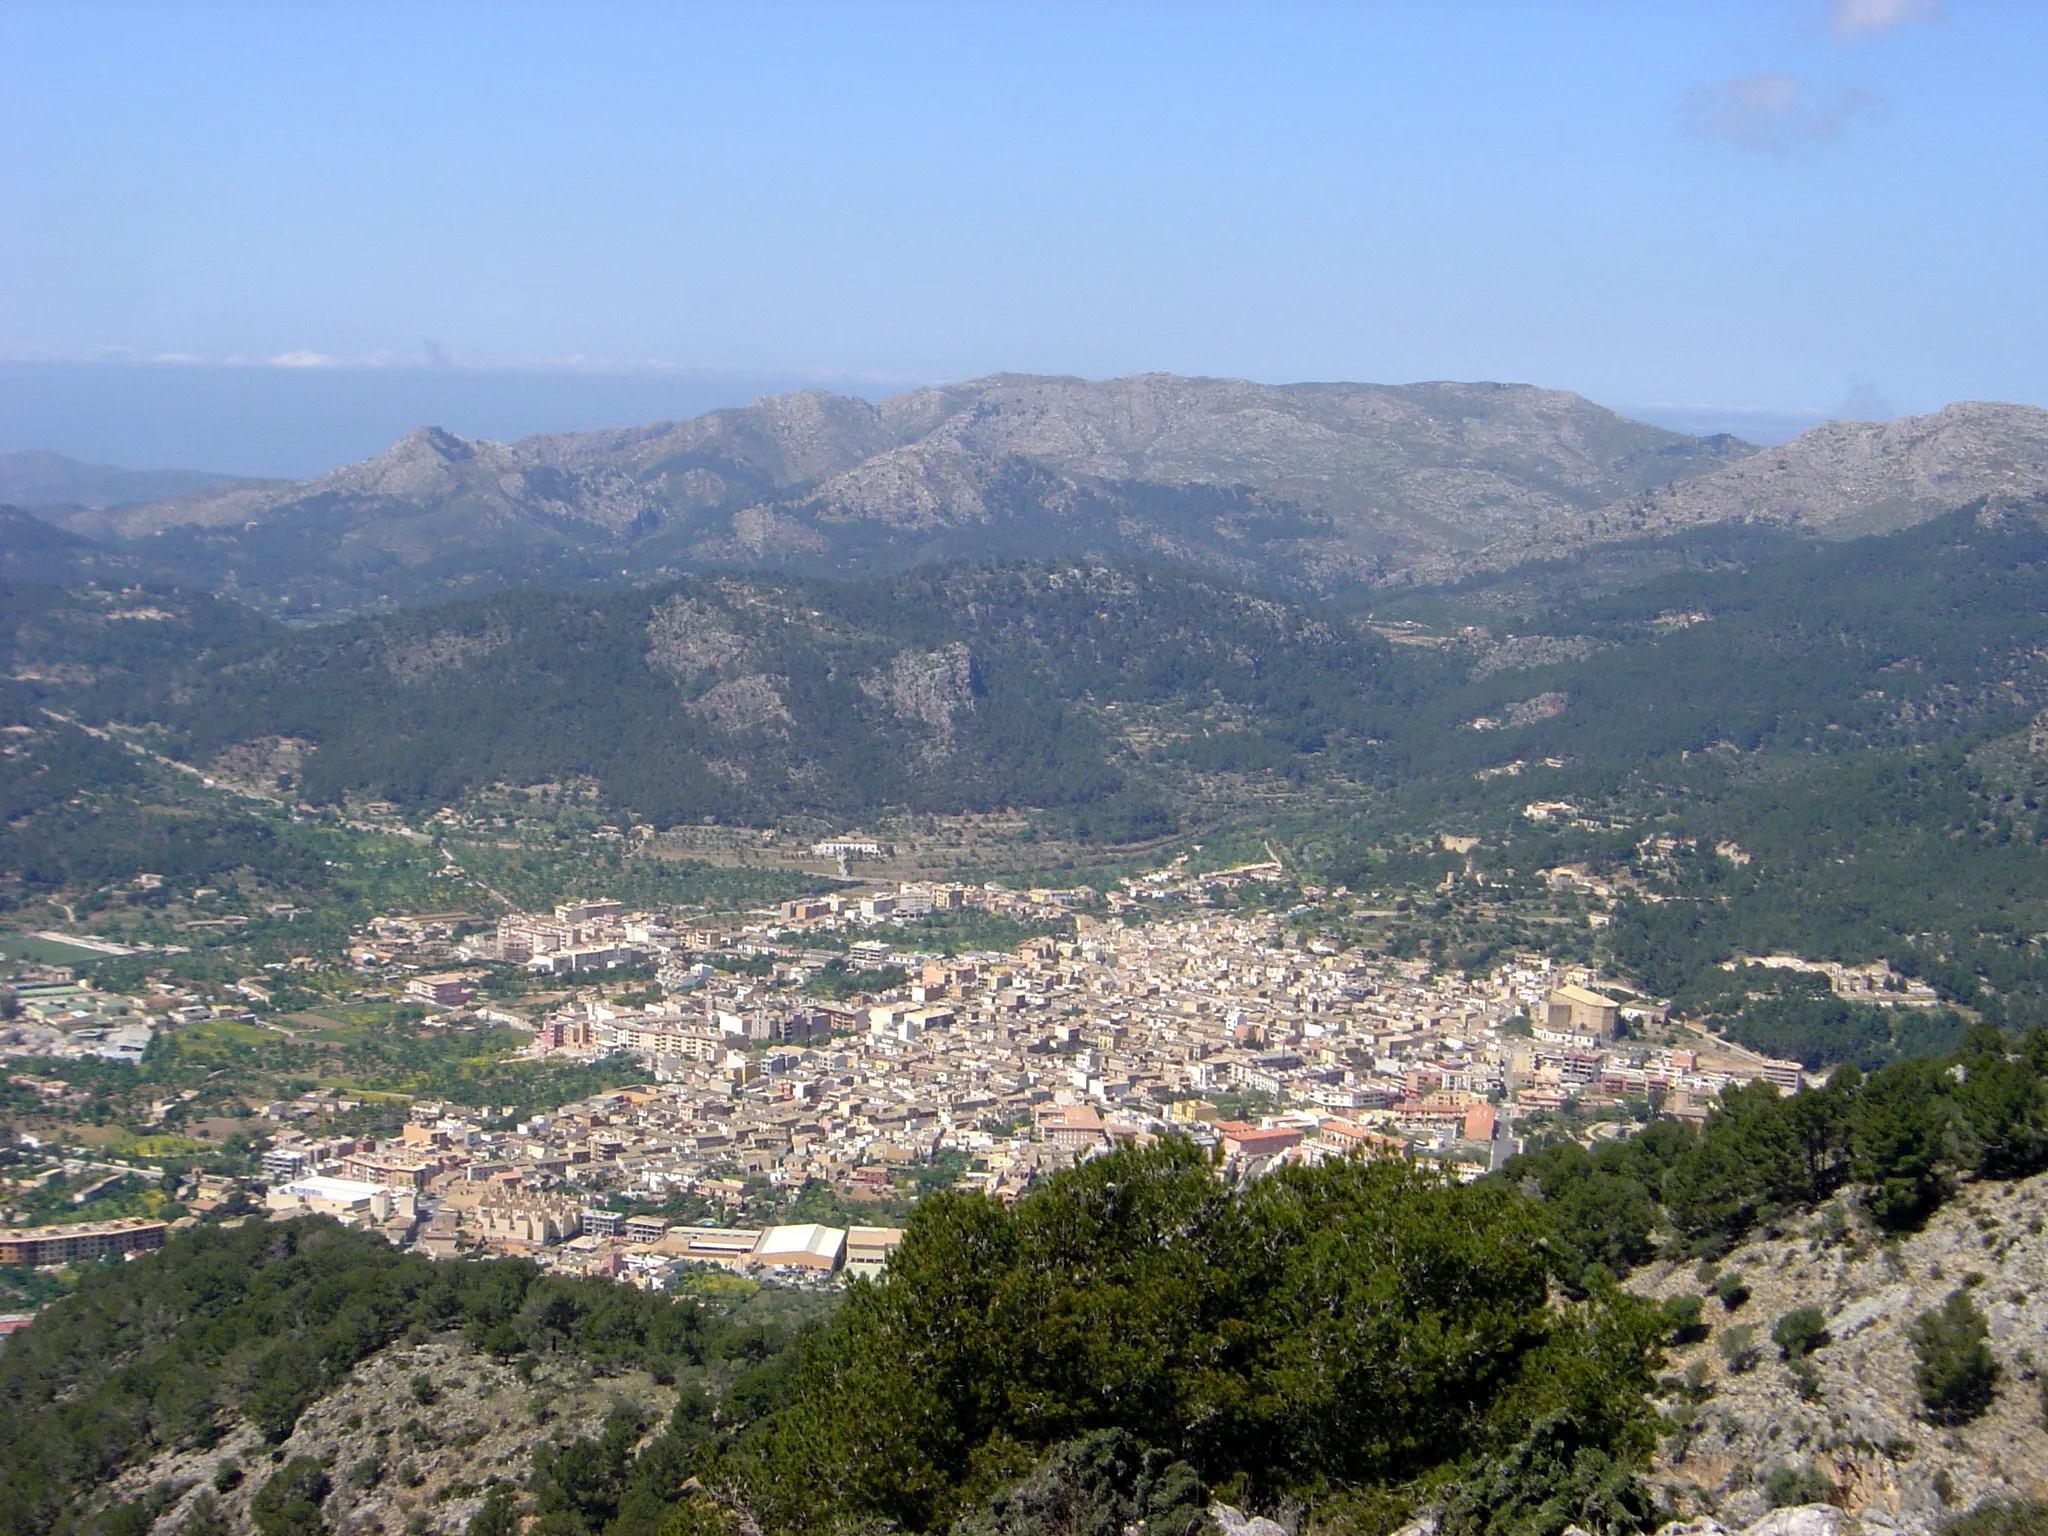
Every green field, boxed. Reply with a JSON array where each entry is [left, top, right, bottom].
[[0, 934, 131, 967]]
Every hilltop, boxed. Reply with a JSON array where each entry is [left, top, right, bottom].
[[0, 451, 247, 513]]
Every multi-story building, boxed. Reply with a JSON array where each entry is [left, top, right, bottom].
[[0, 1217, 167, 1268]]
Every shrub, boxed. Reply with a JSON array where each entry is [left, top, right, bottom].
[[1910, 1290, 1999, 1425], [181, 1491, 227, 1536], [409, 1372, 439, 1406], [1712, 1272, 1751, 1311], [1763, 1460, 1834, 1509], [1717, 1324, 1762, 1374], [1940, 1500, 2048, 1536], [250, 1456, 332, 1536], [1772, 1306, 1830, 1361], [1662, 1294, 1707, 1345], [1436, 1412, 1660, 1536], [951, 1431, 1205, 1536], [466, 1484, 521, 1536]]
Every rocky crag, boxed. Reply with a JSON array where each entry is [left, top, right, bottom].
[[96, 1338, 674, 1536], [1628, 1166, 2048, 1534]]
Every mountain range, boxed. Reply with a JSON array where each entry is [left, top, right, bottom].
[[17, 373, 2046, 615]]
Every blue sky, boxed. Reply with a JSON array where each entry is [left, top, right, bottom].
[[3, 0, 2044, 468]]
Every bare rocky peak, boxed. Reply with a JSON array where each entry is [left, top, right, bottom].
[[54, 421, 665, 541], [1612, 401, 2048, 540], [517, 388, 899, 486], [763, 374, 1759, 580], [873, 374, 1708, 493]]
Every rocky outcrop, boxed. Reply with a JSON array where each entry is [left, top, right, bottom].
[[382, 621, 510, 684], [1470, 634, 1606, 680], [687, 673, 793, 735], [861, 643, 979, 747], [646, 595, 749, 679], [1628, 1166, 2048, 1533], [92, 1338, 674, 1536]]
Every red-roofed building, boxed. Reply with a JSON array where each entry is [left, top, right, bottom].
[[1318, 1118, 1405, 1157], [1222, 1125, 1303, 1161], [1037, 1103, 1107, 1151]]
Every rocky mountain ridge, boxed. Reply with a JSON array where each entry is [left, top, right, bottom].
[[16, 374, 1757, 608], [22, 375, 2048, 615], [1593, 403, 2048, 546]]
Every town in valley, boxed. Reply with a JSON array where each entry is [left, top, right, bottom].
[[0, 843, 1923, 1308]]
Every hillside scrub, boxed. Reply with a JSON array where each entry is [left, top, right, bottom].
[[0, 1220, 792, 1536], [1505, 1023, 2048, 1288]]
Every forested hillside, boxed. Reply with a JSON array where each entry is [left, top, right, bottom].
[[2, 564, 1394, 835], [0, 1151, 1670, 1536], [14, 494, 2048, 1020], [1297, 494, 2048, 1032]]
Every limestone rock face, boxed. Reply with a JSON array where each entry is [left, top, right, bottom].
[[861, 642, 979, 736], [686, 673, 793, 735], [1630, 1166, 2048, 1534], [646, 594, 749, 679]]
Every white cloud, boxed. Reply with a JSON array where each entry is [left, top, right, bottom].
[[1829, 0, 1943, 41], [268, 350, 334, 368], [1680, 72, 1881, 155]]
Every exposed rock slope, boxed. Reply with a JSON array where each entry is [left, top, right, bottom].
[[1629, 1167, 2048, 1534], [1598, 402, 2048, 544], [95, 1338, 674, 1536], [27, 375, 1756, 606]]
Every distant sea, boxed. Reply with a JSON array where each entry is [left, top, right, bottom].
[[1620, 402, 1833, 445], [0, 361, 889, 480]]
